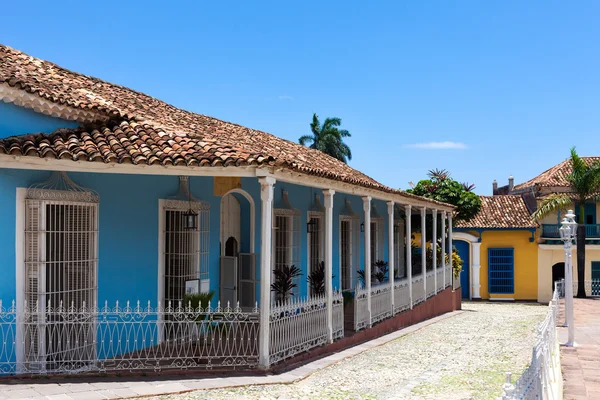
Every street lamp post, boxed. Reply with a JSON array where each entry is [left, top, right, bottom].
[[559, 210, 576, 347]]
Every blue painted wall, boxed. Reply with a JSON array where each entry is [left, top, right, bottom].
[[0, 102, 79, 138]]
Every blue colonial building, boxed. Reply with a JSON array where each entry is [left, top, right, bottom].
[[0, 44, 456, 374]]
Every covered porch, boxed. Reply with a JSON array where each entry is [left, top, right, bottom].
[[0, 165, 455, 375]]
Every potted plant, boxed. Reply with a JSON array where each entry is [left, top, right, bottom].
[[271, 265, 302, 303], [307, 261, 335, 296]]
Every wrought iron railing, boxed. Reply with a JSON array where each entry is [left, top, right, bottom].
[[445, 265, 452, 288], [393, 278, 411, 314], [500, 280, 562, 399], [0, 300, 260, 375], [370, 284, 392, 325], [269, 292, 343, 365], [412, 275, 425, 305], [354, 285, 370, 332], [542, 223, 600, 239], [572, 280, 600, 296], [436, 267, 444, 293], [426, 271, 436, 298]]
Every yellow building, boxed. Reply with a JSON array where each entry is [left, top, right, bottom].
[[456, 157, 600, 303], [454, 196, 538, 301]]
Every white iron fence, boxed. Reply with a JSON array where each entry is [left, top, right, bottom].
[[0, 300, 260, 375], [426, 271, 436, 298], [572, 280, 600, 296], [445, 265, 452, 288], [370, 284, 392, 325], [436, 268, 444, 293], [393, 279, 411, 314], [269, 292, 343, 365], [500, 280, 563, 399], [412, 275, 425, 305], [354, 286, 370, 332]]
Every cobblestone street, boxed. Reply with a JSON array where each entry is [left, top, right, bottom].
[[150, 302, 546, 400]]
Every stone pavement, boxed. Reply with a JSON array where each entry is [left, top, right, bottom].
[[559, 297, 600, 400], [0, 311, 462, 400]]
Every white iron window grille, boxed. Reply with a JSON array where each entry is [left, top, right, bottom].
[[23, 172, 99, 372], [273, 192, 301, 298], [340, 216, 359, 291], [370, 219, 385, 265], [393, 220, 405, 279], [162, 177, 210, 307], [307, 211, 324, 294]]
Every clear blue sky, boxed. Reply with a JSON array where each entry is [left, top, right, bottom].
[[2, 1, 600, 195]]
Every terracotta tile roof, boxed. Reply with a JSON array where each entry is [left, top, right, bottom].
[[513, 157, 600, 191], [454, 195, 536, 229], [0, 44, 453, 208]]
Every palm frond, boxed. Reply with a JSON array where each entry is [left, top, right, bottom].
[[322, 117, 342, 130], [532, 194, 572, 221], [427, 169, 450, 181], [310, 113, 321, 136], [298, 134, 314, 146], [461, 182, 476, 192]]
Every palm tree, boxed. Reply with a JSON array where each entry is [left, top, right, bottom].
[[533, 147, 600, 298], [299, 114, 352, 163]]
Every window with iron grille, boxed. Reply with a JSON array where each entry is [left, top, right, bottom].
[[23, 172, 100, 371], [340, 216, 359, 290], [307, 212, 324, 294], [393, 221, 405, 278], [273, 213, 301, 296], [488, 248, 514, 294], [370, 219, 385, 266]]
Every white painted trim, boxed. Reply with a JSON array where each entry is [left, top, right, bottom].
[[157, 199, 165, 344], [15, 187, 26, 369], [453, 231, 479, 243], [306, 211, 324, 295], [221, 188, 256, 253], [362, 196, 372, 327], [323, 189, 335, 342], [258, 176, 275, 368], [489, 298, 514, 301]]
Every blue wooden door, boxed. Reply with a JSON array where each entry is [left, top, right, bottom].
[[455, 240, 470, 298]]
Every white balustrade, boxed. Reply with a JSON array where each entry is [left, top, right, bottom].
[[412, 275, 425, 305], [501, 281, 562, 399], [354, 285, 370, 331], [269, 292, 343, 365], [393, 278, 410, 314]]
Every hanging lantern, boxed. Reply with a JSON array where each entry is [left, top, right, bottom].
[[183, 177, 198, 230]]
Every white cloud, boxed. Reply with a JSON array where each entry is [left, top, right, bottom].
[[402, 141, 468, 150], [278, 95, 294, 101]]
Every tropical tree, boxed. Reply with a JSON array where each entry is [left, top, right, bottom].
[[533, 147, 600, 298], [299, 113, 352, 163], [407, 169, 481, 223]]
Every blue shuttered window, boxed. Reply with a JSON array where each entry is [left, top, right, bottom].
[[488, 248, 514, 294]]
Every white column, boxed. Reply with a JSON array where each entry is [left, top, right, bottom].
[[432, 209, 437, 294], [421, 207, 427, 296], [448, 213, 453, 289], [323, 189, 335, 342], [471, 242, 482, 298], [566, 242, 575, 346], [387, 201, 395, 315], [258, 176, 275, 369], [442, 211, 446, 288], [406, 205, 413, 308], [363, 196, 372, 326]]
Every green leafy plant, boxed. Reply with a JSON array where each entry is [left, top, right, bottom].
[[183, 291, 215, 309], [357, 260, 389, 286], [307, 261, 335, 296], [342, 291, 354, 306], [271, 265, 303, 303]]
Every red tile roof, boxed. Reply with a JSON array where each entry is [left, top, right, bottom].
[[0, 44, 453, 208], [514, 157, 600, 191], [454, 195, 536, 229]]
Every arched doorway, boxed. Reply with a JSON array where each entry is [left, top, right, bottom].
[[455, 240, 470, 299], [552, 262, 565, 293], [220, 189, 256, 310]]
